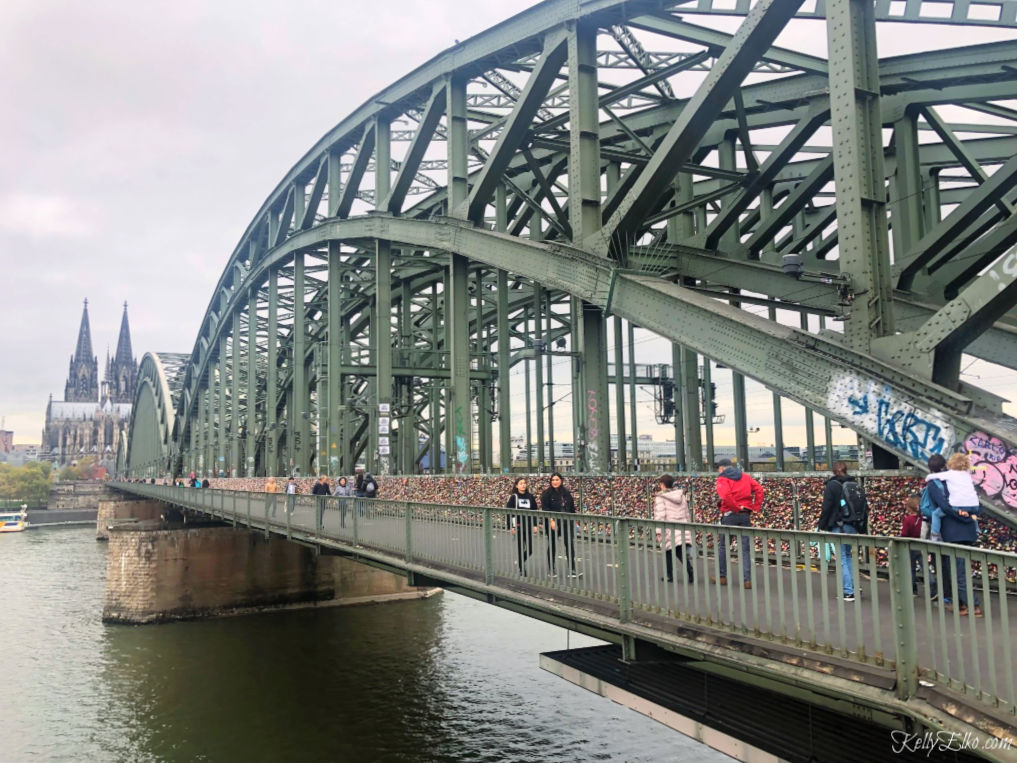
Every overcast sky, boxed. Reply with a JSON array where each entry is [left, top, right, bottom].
[[2, 1, 1013, 449], [0, 0, 540, 441]]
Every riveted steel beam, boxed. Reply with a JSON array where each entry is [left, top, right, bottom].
[[700, 106, 830, 251], [628, 13, 829, 76], [336, 126, 375, 220], [384, 83, 446, 214], [897, 153, 1017, 290], [826, 0, 895, 350], [599, 0, 807, 253], [463, 31, 568, 224]]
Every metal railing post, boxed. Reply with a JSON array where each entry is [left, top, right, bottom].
[[315, 496, 323, 536], [353, 499, 360, 546], [889, 539, 918, 700], [483, 509, 493, 585], [405, 502, 413, 563], [264, 495, 270, 539], [617, 518, 631, 622], [792, 481, 801, 531], [286, 496, 292, 540]]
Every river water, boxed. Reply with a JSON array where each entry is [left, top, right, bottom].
[[1, 527, 725, 762]]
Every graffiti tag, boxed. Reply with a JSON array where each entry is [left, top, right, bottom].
[[965, 431, 1017, 510], [586, 388, 600, 468], [827, 373, 954, 462], [454, 404, 468, 472]]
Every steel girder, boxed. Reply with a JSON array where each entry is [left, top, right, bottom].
[[124, 352, 189, 477], [123, 0, 1017, 524]]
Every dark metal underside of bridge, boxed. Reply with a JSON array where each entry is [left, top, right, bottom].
[[125, 0, 1017, 526], [543, 644, 987, 763]]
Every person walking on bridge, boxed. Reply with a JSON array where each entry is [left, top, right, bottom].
[[654, 475, 694, 584], [334, 476, 353, 527], [311, 475, 332, 496], [264, 476, 280, 516], [540, 472, 580, 578], [817, 461, 868, 602], [285, 475, 298, 516], [506, 477, 538, 575], [712, 458, 764, 589]]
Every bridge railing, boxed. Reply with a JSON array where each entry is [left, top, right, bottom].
[[115, 483, 1016, 718]]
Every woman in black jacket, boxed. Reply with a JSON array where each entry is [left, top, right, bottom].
[[506, 477, 537, 575], [540, 472, 580, 578]]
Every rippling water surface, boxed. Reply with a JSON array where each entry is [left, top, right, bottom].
[[1, 527, 725, 761]]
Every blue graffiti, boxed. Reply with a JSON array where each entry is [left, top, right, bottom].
[[875, 400, 947, 459], [848, 395, 869, 416]]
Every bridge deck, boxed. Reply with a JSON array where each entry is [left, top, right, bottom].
[[117, 485, 1017, 736]]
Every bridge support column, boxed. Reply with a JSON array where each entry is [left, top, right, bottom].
[[374, 239, 394, 476], [292, 253, 309, 476], [103, 519, 431, 624], [581, 302, 609, 472], [266, 267, 280, 476], [449, 253, 473, 472], [682, 347, 703, 471], [497, 269, 512, 473], [95, 496, 165, 541]]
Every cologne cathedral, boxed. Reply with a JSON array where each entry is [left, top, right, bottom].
[[42, 300, 138, 467]]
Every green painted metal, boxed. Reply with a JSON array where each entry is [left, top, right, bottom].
[[122, 1, 1017, 532]]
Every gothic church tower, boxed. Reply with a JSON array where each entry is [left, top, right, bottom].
[[65, 300, 99, 402], [105, 302, 138, 404]]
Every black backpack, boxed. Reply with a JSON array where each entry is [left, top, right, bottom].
[[838, 480, 867, 530]]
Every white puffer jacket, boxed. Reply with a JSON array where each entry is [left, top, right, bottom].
[[653, 487, 693, 548]]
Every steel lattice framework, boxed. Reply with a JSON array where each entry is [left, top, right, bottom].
[[125, 0, 1017, 525]]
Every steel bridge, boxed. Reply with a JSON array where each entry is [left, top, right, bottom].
[[124, 0, 1017, 529], [113, 482, 1017, 752]]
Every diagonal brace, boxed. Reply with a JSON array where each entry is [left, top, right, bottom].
[[597, 0, 807, 253], [462, 31, 568, 224]]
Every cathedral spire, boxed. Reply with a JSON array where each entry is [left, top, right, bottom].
[[114, 302, 134, 368], [65, 299, 99, 402], [75, 299, 94, 363], [108, 301, 138, 404]]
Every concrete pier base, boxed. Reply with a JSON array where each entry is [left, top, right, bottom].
[[103, 522, 430, 624], [96, 498, 166, 540]]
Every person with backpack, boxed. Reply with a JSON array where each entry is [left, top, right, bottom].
[[817, 461, 868, 602], [711, 458, 764, 589], [363, 472, 378, 498]]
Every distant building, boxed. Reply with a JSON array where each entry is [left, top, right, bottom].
[[0, 444, 41, 467], [41, 300, 138, 468], [0, 430, 12, 454]]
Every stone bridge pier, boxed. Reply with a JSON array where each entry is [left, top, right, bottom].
[[99, 497, 433, 624]]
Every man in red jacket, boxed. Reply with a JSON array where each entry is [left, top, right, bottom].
[[712, 458, 764, 588]]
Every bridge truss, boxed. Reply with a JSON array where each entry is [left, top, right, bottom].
[[125, 0, 1017, 525]]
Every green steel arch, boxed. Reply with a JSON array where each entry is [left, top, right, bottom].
[[125, 352, 190, 478], [127, 0, 1017, 524]]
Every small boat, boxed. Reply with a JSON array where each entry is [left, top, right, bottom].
[[0, 508, 28, 532]]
